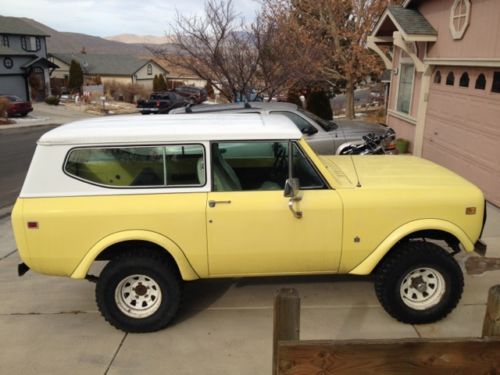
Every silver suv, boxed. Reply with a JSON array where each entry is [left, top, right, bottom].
[[169, 102, 391, 155]]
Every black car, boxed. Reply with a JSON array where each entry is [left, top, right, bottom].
[[137, 92, 188, 114]]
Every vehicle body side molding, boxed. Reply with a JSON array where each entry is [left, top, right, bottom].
[[70, 230, 200, 281], [348, 219, 474, 275]]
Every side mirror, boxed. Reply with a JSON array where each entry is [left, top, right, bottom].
[[284, 178, 300, 199]]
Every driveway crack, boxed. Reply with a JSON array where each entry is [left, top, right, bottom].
[[0, 249, 17, 261], [105, 332, 128, 375]]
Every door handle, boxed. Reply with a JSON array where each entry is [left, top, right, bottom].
[[208, 200, 232, 208], [288, 197, 303, 219]]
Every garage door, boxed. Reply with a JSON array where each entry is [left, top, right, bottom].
[[0, 75, 28, 101], [423, 67, 500, 206]]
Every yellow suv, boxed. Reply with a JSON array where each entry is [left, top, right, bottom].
[[12, 114, 487, 332]]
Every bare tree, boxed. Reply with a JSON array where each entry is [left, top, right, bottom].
[[149, 0, 260, 102]]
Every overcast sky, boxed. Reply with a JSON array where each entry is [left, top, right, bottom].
[[1, 0, 262, 37]]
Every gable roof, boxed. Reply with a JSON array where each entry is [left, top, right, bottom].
[[0, 16, 49, 36], [50, 53, 163, 76], [387, 5, 437, 36]]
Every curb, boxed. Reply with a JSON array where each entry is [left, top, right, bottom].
[[0, 122, 61, 131], [0, 205, 13, 220]]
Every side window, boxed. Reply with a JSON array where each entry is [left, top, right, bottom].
[[292, 143, 325, 189], [446, 72, 455, 86], [65, 145, 205, 187], [434, 71, 441, 84], [492, 72, 500, 93], [147, 64, 153, 75], [211, 141, 325, 192], [270, 111, 317, 134], [475, 74, 486, 90], [459, 72, 469, 87], [212, 141, 286, 191]]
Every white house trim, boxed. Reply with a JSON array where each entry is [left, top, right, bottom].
[[424, 58, 500, 68]]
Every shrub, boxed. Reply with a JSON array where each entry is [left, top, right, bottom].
[[45, 96, 60, 105], [0, 96, 10, 118], [306, 90, 333, 120], [104, 80, 150, 103]]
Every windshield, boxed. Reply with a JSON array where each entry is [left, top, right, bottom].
[[298, 108, 337, 131]]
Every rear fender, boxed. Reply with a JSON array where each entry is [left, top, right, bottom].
[[70, 230, 199, 280]]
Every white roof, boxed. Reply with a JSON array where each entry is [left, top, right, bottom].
[[38, 114, 302, 146]]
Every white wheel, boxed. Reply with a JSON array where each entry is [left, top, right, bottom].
[[115, 274, 162, 318], [399, 267, 445, 310]]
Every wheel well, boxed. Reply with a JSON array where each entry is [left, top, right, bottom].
[[373, 230, 461, 275], [95, 240, 181, 278]]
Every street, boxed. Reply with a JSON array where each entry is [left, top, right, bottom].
[[0, 125, 58, 208]]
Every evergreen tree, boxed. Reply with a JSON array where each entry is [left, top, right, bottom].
[[157, 75, 167, 91], [153, 75, 159, 91], [306, 90, 333, 120], [68, 60, 83, 92]]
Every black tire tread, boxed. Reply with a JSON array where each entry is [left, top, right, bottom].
[[374, 241, 464, 324], [96, 249, 181, 333]]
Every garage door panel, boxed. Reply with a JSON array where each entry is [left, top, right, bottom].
[[424, 72, 500, 206], [423, 141, 500, 206]]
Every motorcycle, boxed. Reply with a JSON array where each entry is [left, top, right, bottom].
[[339, 128, 396, 155]]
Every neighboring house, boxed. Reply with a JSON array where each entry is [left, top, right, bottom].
[[156, 60, 207, 89], [369, 0, 500, 206], [0, 15, 58, 101], [49, 53, 168, 89]]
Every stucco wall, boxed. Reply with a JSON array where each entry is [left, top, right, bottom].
[[101, 76, 133, 85], [421, 0, 500, 59]]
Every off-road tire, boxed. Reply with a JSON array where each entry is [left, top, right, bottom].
[[96, 250, 181, 333], [374, 241, 463, 324]]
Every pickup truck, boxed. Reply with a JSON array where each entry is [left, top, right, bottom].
[[12, 113, 487, 332], [137, 91, 187, 114]]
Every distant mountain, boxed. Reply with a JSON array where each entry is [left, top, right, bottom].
[[19, 17, 178, 56], [106, 34, 175, 45]]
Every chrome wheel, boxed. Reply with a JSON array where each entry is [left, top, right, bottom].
[[400, 267, 445, 310], [115, 274, 162, 319]]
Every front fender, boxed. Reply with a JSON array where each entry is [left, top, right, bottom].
[[348, 219, 474, 275], [70, 230, 200, 280]]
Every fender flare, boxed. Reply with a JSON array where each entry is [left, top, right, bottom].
[[70, 230, 200, 280], [348, 219, 474, 275]]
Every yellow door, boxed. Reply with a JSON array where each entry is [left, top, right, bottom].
[[206, 189, 343, 276]]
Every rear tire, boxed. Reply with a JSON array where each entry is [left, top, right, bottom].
[[96, 251, 181, 333], [374, 241, 463, 324]]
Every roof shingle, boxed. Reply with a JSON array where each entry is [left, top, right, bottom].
[[388, 5, 437, 36], [0, 16, 49, 36]]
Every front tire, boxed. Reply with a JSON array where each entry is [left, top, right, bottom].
[[96, 251, 181, 332], [375, 242, 463, 324]]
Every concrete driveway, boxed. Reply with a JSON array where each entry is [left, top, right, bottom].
[[0, 204, 499, 374]]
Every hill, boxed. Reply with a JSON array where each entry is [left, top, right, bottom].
[[19, 17, 178, 56]]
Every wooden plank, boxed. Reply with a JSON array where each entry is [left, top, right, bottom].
[[483, 285, 500, 337], [278, 338, 500, 374], [273, 288, 300, 375], [465, 256, 500, 275]]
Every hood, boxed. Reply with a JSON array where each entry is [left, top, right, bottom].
[[319, 155, 476, 189], [334, 119, 387, 135]]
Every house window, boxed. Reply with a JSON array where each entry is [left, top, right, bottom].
[[1, 35, 8, 47], [475, 74, 486, 90], [396, 64, 414, 114], [446, 72, 455, 86], [449, 0, 471, 40], [434, 71, 441, 84], [492, 72, 500, 93], [147, 64, 152, 75], [21, 36, 41, 52], [459, 72, 469, 87], [3, 57, 13, 69]]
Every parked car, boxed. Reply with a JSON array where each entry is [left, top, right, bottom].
[[0, 95, 33, 117], [137, 92, 187, 114], [12, 113, 487, 332], [174, 86, 207, 104], [170, 102, 391, 155]]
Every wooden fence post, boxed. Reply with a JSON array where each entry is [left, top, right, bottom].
[[482, 284, 500, 337], [272, 288, 300, 375]]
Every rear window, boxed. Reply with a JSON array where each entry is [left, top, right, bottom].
[[64, 145, 206, 188]]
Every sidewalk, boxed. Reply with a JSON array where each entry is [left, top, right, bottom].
[[0, 102, 98, 130]]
